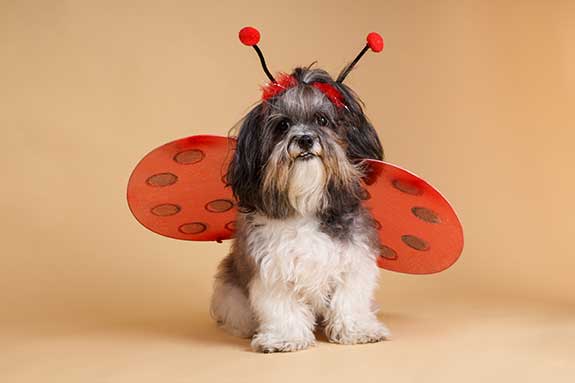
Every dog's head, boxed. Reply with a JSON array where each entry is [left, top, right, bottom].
[[227, 67, 383, 219]]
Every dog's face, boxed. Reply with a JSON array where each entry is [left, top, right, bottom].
[[227, 67, 383, 220]]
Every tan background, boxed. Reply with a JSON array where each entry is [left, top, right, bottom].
[[1, 0, 574, 382]]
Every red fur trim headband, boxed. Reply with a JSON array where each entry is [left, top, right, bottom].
[[261, 73, 346, 109]]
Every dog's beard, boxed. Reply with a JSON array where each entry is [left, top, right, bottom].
[[288, 157, 326, 216]]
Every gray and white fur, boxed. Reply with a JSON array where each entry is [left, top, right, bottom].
[[210, 67, 390, 353]]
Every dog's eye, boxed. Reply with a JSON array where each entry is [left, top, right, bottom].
[[278, 119, 291, 131], [315, 115, 329, 127]]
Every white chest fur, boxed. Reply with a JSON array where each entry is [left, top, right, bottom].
[[246, 214, 373, 297]]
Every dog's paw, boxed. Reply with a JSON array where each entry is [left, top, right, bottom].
[[251, 332, 316, 353], [326, 320, 390, 345]]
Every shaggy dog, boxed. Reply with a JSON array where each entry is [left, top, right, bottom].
[[210, 66, 389, 353]]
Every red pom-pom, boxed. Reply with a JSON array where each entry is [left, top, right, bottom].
[[262, 73, 297, 100], [239, 26, 260, 46], [312, 82, 345, 108], [367, 32, 384, 52]]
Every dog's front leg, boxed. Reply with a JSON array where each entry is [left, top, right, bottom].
[[324, 256, 390, 345], [249, 276, 316, 353]]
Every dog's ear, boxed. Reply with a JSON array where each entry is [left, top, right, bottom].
[[344, 113, 384, 161], [335, 84, 384, 161], [226, 104, 265, 211]]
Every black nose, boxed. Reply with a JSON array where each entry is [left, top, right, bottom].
[[297, 135, 314, 150]]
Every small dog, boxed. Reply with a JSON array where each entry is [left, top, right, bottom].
[[210, 67, 390, 352]]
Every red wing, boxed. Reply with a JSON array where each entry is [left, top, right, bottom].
[[127, 135, 463, 274], [127, 135, 237, 241], [363, 160, 464, 274]]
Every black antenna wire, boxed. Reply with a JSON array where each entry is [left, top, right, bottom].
[[337, 44, 369, 83], [253, 45, 276, 83]]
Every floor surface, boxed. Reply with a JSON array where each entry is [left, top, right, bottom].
[[3, 293, 573, 383]]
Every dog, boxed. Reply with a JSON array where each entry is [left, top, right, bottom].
[[210, 66, 390, 353]]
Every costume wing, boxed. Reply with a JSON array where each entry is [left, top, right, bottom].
[[127, 135, 463, 274], [362, 161, 463, 274], [127, 135, 237, 242]]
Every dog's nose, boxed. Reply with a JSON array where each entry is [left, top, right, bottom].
[[297, 135, 314, 150]]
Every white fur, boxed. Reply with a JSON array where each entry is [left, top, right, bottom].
[[210, 209, 390, 352], [245, 214, 389, 352], [288, 157, 326, 216], [211, 210, 390, 351]]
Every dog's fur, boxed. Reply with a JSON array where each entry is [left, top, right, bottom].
[[210, 67, 389, 352]]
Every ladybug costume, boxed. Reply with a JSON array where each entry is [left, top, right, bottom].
[[127, 27, 464, 275]]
